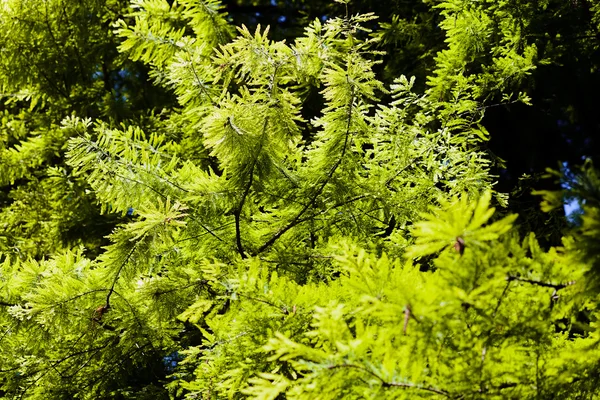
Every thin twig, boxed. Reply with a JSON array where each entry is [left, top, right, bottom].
[[507, 275, 575, 290], [105, 241, 140, 309], [256, 82, 356, 255], [328, 363, 450, 397]]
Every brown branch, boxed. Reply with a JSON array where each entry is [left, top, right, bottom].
[[237, 293, 281, 310], [255, 82, 356, 255], [493, 280, 512, 317], [49, 289, 109, 308], [328, 363, 450, 397], [234, 207, 248, 259], [385, 159, 417, 189], [151, 279, 209, 297], [507, 275, 575, 290], [293, 194, 369, 226], [233, 141, 259, 258], [233, 63, 280, 259], [189, 214, 226, 243]]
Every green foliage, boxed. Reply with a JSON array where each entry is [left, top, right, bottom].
[[406, 191, 517, 258], [0, 0, 174, 260], [1, 0, 600, 399]]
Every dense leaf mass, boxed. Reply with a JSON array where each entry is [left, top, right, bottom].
[[1, 0, 600, 399]]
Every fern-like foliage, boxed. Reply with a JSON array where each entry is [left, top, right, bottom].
[[2, 0, 599, 399]]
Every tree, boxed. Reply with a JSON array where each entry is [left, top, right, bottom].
[[0, 0, 174, 260], [1, 0, 600, 398]]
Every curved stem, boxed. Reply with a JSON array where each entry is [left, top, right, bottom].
[[256, 82, 356, 255]]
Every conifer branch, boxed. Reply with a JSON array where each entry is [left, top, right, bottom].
[[107, 289, 145, 331], [183, 47, 216, 105], [59, 3, 87, 83], [72, 135, 187, 196], [234, 191, 250, 259], [507, 275, 575, 290], [4, 2, 593, 397], [39, 69, 70, 100], [0, 365, 20, 373], [105, 240, 140, 309], [480, 279, 515, 370], [204, 331, 250, 351], [151, 279, 211, 297], [292, 194, 368, 226], [50, 289, 110, 308], [109, 170, 169, 200], [136, 166, 190, 193], [17, 341, 115, 400], [190, 214, 226, 242], [492, 280, 512, 318], [327, 363, 450, 397], [403, 304, 411, 335], [60, 343, 110, 379], [233, 66, 279, 258], [75, 343, 151, 394], [385, 158, 418, 189], [0, 322, 17, 347], [234, 150, 256, 258], [157, 221, 234, 256], [260, 188, 306, 206], [237, 293, 293, 314], [256, 83, 356, 255], [52, 344, 113, 378], [237, 293, 278, 308], [198, 0, 230, 44]]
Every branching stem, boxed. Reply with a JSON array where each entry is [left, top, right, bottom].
[[256, 82, 356, 255], [328, 363, 450, 397], [507, 275, 575, 290]]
